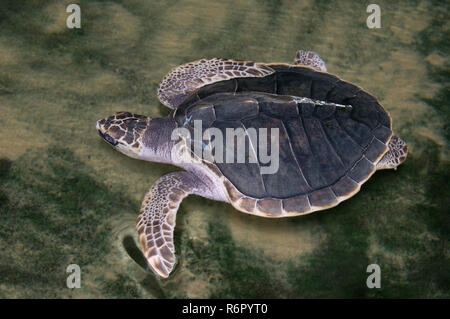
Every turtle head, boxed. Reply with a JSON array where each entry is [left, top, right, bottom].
[[96, 112, 151, 159]]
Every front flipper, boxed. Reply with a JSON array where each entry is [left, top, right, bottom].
[[294, 50, 327, 72], [136, 172, 199, 278], [157, 58, 274, 109]]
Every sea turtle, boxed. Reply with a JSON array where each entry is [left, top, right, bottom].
[[96, 51, 407, 278]]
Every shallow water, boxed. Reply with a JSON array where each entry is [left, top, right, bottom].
[[0, 0, 448, 298]]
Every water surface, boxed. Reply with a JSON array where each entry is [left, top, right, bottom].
[[0, 0, 448, 298]]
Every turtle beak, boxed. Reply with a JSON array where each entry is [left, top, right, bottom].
[[96, 119, 105, 131], [96, 119, 118, 147]]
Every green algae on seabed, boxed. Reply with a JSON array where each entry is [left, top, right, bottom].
[[0, 0, 449, 298]]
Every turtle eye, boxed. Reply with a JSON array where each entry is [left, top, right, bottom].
[[98, 130, 118, 146], [104, 133, 118, 146]]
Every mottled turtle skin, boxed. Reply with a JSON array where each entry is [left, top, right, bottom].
[[173, 64, 392, 217]]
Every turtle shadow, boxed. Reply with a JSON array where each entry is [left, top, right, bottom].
[[0, 158, 12, 207], [0, 158, 12, 179], [122, 235, 148, 269], [122, 235, 167, 298]]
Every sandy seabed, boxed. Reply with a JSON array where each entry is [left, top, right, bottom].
[[0, 0, 448, 298]]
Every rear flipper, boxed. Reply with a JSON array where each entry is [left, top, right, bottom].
[[376, 135, 408, 170], [294, 50, 327, 72]]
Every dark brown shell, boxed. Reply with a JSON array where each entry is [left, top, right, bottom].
[[173, 65, 392, 216]]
